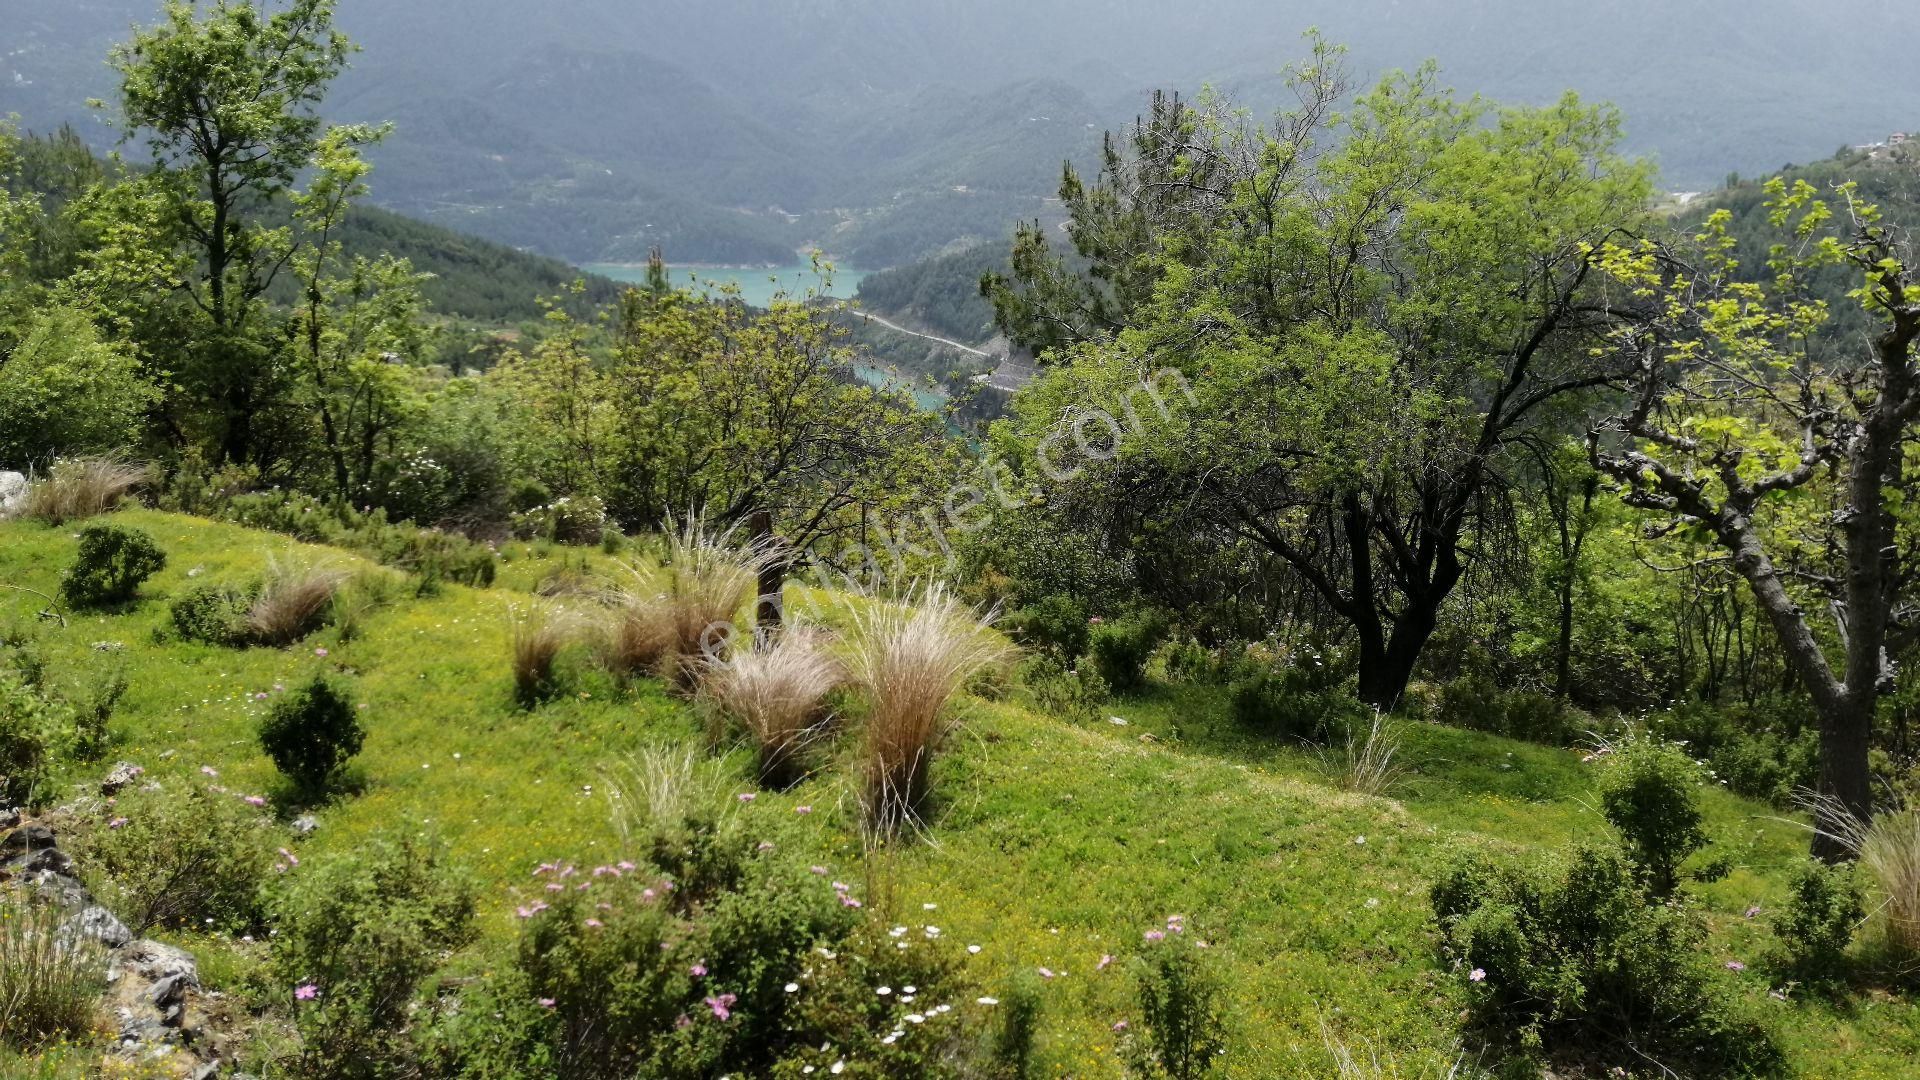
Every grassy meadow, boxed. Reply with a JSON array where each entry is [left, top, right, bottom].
[[2, 509, 1916, 1077]]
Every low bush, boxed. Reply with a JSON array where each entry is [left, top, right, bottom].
[[58, 523, 166, 609], [425, 809, 999, 1078], [19, 457, 144, 525], [1653, 698, 1820, 808], [171, 581, 262, 647], [0, 901, 105, 1053], [510, 494, 610, 545], [1229, 668, 1362, 744], [1121, 919, 1226, 1080], [68, 665, 126, 763], [1431, 843, 1780, 1075], [1088, 609, 1168, 692], [222, 491, 496, 588], [0, 673, 62, 808], [1772, 858, 1862, 982], [1595, 736, 1709, 896], [1008, 594, 1090, 663], [258, 674, 366, 793], [1016, 655, 1109, 723], [274, 835, 477, 1079], [1431, 673, 1576, 745], [79, 782, 278, 935]]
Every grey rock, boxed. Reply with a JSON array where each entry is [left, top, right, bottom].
[[0, 471, 26, 516], [65, 903, 134, 948], [291, 813, 320, 836], [102, 761, 146, 795], [0, 822, 55, 858], [0, 807, 17, 828]]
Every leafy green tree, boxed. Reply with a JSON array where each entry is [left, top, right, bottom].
[[987, 44, 1651, 709], [603, 277, 961, 612], [107, 0, 364, 466], [1591, 179, 1920, 856], [0, 304, 158, 466]]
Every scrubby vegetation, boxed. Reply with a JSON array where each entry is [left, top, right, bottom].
[[3, 4, 1920, 1077]]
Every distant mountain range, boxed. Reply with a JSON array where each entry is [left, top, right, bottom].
[[6, 0, 1919, 267]]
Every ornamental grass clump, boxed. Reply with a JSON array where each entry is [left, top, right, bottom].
[[655, 519, 778, 690], [700, 628, 843, 789], [246, 555, 349, 647], [510, 602, 579, 706], [593, 576, 674, 683], [18, 456, 145, 524], [846, 586, 1011, 834]]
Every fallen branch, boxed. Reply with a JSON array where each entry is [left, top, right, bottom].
[[0, 583, 67, 627]]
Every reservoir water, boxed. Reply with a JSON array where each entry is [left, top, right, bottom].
[[583, 263, 869, 310]]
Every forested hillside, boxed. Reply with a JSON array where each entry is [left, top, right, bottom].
[[10, 0, 1920, 265]]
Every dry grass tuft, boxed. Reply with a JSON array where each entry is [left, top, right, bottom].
[[846, 584, 1012, 834], [1805, 796, 1920, 956], [700, 627, 844, 788], [18, 457, 145, 524], [651, 518, 777, 689], [246, 555, 349, 647], [510, 602, 580, 706], [603, 745, 739, 853], [593, 585, 675, 682], [1320, 713, 1409, 797]]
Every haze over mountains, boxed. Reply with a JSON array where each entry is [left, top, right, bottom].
[[7, 0, 1919, 267]]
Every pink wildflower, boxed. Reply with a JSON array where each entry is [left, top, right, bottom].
[[1468, 968, 1486, 983], [1143, 930, 1165, 942], [1111, 1019, 1128, 1031], [108, 817, 128, 829], [538, 998, 556, 1008], [295, 984, 318, 1001], [705, 993, 737, 1021], [1725, 960, 1746, 972], [690, 964, 708, 977], [737, 792, 756, 803], [200, 766, 219, 777], [794, 805, 813, 815], [314, 647, 329, 658], [1097, 954, 1114, 971], [244, 795, 267, 807]]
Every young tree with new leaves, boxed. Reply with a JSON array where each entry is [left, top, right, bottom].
[[988, 43, 1652, 709], [108, 0, 368, 466], [1591, 180, 1920, 856]]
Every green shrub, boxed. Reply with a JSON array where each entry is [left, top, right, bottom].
[[222, 491, 496, 588], [0, 674, 62, 808], [1017, 655, 1108, 722], [1009, 594, 1091, 662], [1229, 668, 1361, 743], [79, 782, 278, 935], [68, 665, 126, 763], [1596, 737, 1708, 895], [0, 901, 106, 1053], [1159, 637, 1216, 685], [1773, 859, 1862, 982], [1088, 609, 1168, 692], [510, 494, 610, 545], [170, 581, 262, 647], [58, 524, 166, 608], [988, 972, 1044, 1079], [1431, 843, 1780, 1074], [274, 835, 477, 1079], [1122, 925, 1225, 1080], [259, 675, 366, 793], [1432, 673, 1576, 745]]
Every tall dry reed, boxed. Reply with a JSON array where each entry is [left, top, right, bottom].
[[700, 628, 843, 788]]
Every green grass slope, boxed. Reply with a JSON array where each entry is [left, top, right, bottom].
[[2, 510, 1915, 1076]]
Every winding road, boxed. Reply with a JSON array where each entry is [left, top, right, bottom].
[[844, 306, 998, 359]]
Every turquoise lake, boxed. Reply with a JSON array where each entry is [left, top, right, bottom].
[[583, 263, 869, 309]]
